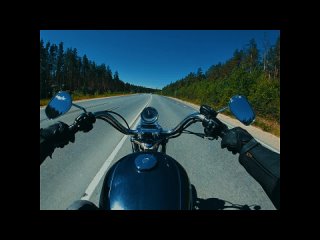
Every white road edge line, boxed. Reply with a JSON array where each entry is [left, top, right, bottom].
[[81, 95, 152, 200]]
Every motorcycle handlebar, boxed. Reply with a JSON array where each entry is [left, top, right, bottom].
[[94, 111, 130, 135], [69, 111, 228, 142], [160, 113, 205, 136], [70, 110, 228, 140], [68, 123, 78, 134], [218, 127, 228, 138], [68, 112, 96, 134]]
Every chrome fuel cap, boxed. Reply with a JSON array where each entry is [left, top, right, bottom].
[[135, 154, 157, 171]]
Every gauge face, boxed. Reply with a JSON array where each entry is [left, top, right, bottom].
[[141, 107, 159, 124]]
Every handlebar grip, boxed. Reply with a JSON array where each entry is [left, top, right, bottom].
[[218, 128, 228, 138], [205, 117, 229, 139], [68, 123, 78, 134], [69, 112, 96, 133], [216, 119, 229, 139]]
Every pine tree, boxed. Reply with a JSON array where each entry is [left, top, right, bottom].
[[40, 39, 156, 98], [56, 42, 64, 90]]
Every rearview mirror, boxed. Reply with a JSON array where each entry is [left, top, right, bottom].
[[229, 95, 255, 126], [45, 91, 72, 119]]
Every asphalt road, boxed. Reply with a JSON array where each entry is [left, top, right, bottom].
[[40, 94, 276, 210]]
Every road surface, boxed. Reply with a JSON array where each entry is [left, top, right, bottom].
[[40, 94, 276, 210]]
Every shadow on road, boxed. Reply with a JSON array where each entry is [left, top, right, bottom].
[[191, 185, 261, 210]]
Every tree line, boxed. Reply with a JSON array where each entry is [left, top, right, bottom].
[[40, 39, 156, 99], [161, 37, 280, 123]]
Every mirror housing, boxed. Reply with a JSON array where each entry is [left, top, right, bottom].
[[228, 95, 255, 126], [45, 91, 72, 119]]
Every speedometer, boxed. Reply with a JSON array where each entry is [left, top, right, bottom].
[[141, 107, 159, 124]]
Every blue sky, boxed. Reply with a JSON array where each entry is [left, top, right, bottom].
[[40, 30, 280, 89]]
